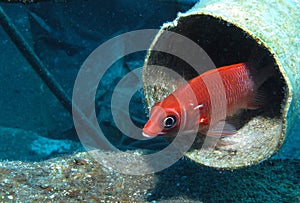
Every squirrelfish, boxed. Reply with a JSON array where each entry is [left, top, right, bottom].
[[142, 62, 273, 137]]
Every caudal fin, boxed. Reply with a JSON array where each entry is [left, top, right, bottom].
[[246, 46, 276, 89]]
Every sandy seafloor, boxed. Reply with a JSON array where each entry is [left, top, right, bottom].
[[0, 121, 299, 202], [0, 151, 299, 202]]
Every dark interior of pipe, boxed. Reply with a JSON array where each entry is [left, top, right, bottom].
[[147, 14, 287, 123]]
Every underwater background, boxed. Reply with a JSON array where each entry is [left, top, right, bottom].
[[0, 0, 299, 202]]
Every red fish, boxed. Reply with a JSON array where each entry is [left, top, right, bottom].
[[142, 62, 273, 137]]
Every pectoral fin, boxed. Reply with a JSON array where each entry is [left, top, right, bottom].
[[204, 120, 237, 137]]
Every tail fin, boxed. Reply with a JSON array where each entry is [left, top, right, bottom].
[[246, 46, 276, 89]]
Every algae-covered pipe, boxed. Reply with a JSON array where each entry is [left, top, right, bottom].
[[143, 0, 299, 169]]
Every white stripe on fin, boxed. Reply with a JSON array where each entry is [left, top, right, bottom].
[[193, 104, 204, 110]]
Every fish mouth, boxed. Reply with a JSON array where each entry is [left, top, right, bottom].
[[142, 131, 167, 138]]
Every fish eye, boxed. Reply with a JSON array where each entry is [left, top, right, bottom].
[[162, 116, 176, 129]]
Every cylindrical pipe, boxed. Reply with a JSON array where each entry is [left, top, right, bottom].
[[143, 0, 299, 169]]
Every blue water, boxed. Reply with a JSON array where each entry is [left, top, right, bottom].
[[1, 0, 298, 160], [0, 1, 299, 202]]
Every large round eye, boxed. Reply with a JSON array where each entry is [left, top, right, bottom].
[[162, 116, 177, 129]]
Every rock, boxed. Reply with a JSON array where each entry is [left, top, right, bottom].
[[0, 127, 82, 161]]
